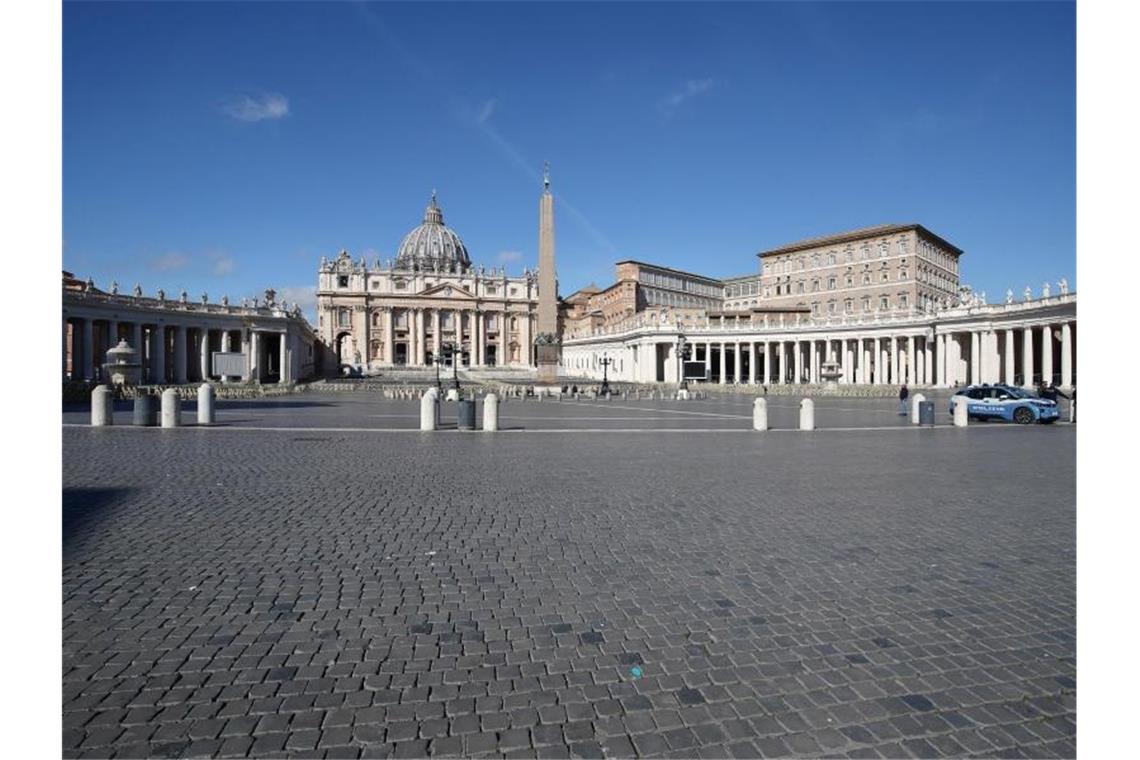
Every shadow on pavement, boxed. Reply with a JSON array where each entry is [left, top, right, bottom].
[[63, 486, 134, 549]]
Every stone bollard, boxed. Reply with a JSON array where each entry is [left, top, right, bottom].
[[161, 388, 182, 428], [752, 397, 768, 431], [133, 393, 157, 427], [91, 385, 113, 426], [197, 383, 215, 425], [420, 389, 438, 431], [799, 398, 815, 431], [910, 393, 926, 425], [483, 393, 499, 432], [677, 389, 690, 401], [954, 398, 969, 427]]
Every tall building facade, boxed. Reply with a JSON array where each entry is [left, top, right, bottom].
[[316, 193, 546, 370]]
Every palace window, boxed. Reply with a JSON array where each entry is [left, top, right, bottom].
[[811, 279, 820, 292], [845, 275, 854, 287], [861, 296, 870, 312], [394, 280, 407, 290], [796, 281, 804, 294], [828, 252, 837, 265], [879, 242, 888, 257], [899, 293, 909, 308], [881, 271, 889, 282], [844, 299, 853, 314], [510, 317, 518, 330], [827, 277, 837, 290], [828, 301, 836, 314], [900, 268, 908, 280], [811, 302, 820, 315], [338, 275, 349, 288], [372, 311, 381, 326], [862, 273, 871, 285], [846, 250, 853, 263], [899, 238, 908, 254], [337, 308, 350, 327], [880, 296, 890, 310]]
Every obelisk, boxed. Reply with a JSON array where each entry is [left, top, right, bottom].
[[536, 162, 559, 383]]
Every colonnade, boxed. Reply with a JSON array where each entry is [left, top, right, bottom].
[[64, 315, 300, 385], [562, 315, 1077, 390], [340, 306, 535, 369]]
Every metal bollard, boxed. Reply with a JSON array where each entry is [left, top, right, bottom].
[[953, 398, 969, 427], [483, 393, 499, 431], [420, 389, 438, 431], [197, 383, 215, 425], [161, 388, 182, 428], [91, 385, 113, 426], [910, 393, 926, 425], [752, 397, 768, 431], [799, 398, 815, 431], [133, 393, 157, 427]]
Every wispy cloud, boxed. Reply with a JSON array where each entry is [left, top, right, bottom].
[[149, 252, 189, 272], [476, 98, 497, 124], [659, 78, 715, 116], [277, 285, 318, 323], [209, 251, 235, 276], [221, 92, 289, 122], [496, 250, 523, 265]]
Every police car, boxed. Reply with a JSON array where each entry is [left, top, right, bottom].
[[948, 384, 1060, 424]]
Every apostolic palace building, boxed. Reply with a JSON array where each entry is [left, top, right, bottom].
[[62, 171, 1076, 391]]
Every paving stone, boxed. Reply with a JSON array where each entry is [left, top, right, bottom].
[[61, 414, 1076, 760]]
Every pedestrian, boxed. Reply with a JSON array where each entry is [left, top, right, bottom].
[[762, 384, 768, 396], [1070, 385, 1076, 423], [899, 384, 909, 415]]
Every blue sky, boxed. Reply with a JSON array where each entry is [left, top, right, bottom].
[[63, 1, 1075, 319]]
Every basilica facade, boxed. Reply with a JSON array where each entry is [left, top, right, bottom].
[[316, 193, 544, 370]]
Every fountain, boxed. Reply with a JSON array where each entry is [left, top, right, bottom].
[[820, 360, 843, 389], [103, 339, 141, 387]]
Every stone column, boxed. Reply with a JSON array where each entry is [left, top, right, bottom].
[[416, 308, 426, 365], [250, 330, 260, 382], [475, 311, 484, 366], [240, 330, 251, 381], [924, 337, 934, 385], [794, 340, 804, 384], [62, 319, 70, 381], [200, 328, 211, 380], [876, 339, 886, 385], [811, 340, 820, 384], [908, 335, 917, 385], [386, 309, 395, 365], [81, 318, 94, 381], [749, 342, 757, 384], [734, 342, 742, 383], [108, 320, 119, 349], [1022, 326, 1034, 388], [719, 341, 726, 385], [1041, 324, 1053, 386], [704, 341, 712, 378], [280, 331, 289, 384], [152, 326, 166, 383], [969, 332, 979, 385], [522, 313, 533, 366], [174, 325, 188, 384], [428, 309, 438, 361], [1005, 329, 1015, 385], [1061, 323, 1072, 389], [936, 334, 946, 386], [497, 311, 506, 367]]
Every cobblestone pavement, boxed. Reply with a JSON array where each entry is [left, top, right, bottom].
[[63, 414, 1075, 758]]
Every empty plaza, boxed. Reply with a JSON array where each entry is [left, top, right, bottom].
[[63, 394, 1076, 759]]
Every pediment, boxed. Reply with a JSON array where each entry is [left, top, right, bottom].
[[418, 283, 476, 300]]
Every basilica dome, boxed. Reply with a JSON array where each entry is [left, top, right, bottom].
[[394, 193, 472, 273]]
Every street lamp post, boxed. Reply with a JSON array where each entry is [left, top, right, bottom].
[[599, 354, 613, 396]]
